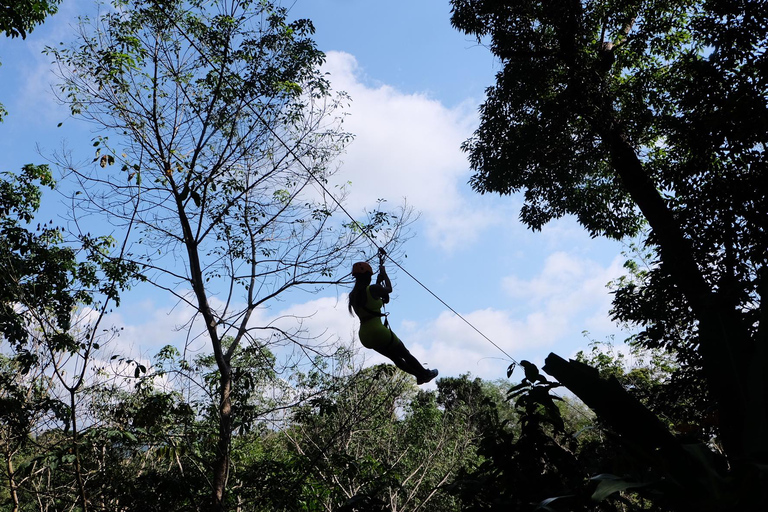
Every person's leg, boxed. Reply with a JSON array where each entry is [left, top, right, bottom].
[[363, 326, 438, 383], [391, 344, 429, 377], [379, 351, 417, 375], [375, 336, 428, 378], [388, 340, 438, 384]]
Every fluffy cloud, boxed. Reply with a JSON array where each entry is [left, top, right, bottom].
[[105, 291, 360, 365], [104, 297, 203, 359], [501, 251, 626, 342], [2, 0, 83, 126], [369, 250, 628, 382], [322, 51, 501, 250], [395, 308, 531, 382]]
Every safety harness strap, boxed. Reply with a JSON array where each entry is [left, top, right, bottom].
[[360, 305, 389, 328]]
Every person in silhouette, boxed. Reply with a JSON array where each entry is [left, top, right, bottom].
[[348, 258, 438, 385]]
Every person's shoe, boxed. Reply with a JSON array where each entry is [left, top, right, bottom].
[[417, 369, 438, 385]]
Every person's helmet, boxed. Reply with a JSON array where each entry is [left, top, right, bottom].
[[351, 261, 373, 276]]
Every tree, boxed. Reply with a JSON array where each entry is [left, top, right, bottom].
[[54, 341, 284, 512], [0, 165, 138, 511], [0, 353, 61, 512], [49, 0, 408, 509], [451, 0, 768, 508], [577, 336, 713, 441], [0, 0, 60, 39], [278, 368, 501, 511], [445, 362, 598, 511]]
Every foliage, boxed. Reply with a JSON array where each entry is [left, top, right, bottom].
[[0, 166, 137, 368], [0, 166, 140, 512], [72, 342, 283, 512], [447, 360, 680, 511], [1, 165, 70, 362], [451, 0, 768, 508], [576, 339, 714, 443], [448, 362, 578, 511], [0, 0, 60, 39], [252, 369, 509, 511], [3, 331, 545, 512]]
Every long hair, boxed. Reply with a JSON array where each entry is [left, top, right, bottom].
[[348, 274, 371, 316]]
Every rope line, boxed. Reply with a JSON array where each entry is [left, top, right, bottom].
[[283, 161, 518, 362], [227, 66, 603, 428], [251, 109, 519, 364], [162, 10, 518, 363], [383, 259, 517, 363]]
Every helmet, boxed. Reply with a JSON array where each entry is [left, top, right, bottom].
[[351, 261, 373, 276]]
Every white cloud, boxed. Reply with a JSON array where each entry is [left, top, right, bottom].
[[104, 291, 360, 367], [384, 308, 541, 386], [332, 250, 627, 383], [501, 251, 625, 340], [104, 297, 202, 359], [253, 294, 358, 349], [322, 51, 500, 251], [49, 47, 629, 386], [101, 289, 512, 386]]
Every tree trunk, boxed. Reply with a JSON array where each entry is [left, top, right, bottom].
[[5, 445, 20, 512], [543, 353, 733, 510], [212, 365, 233, 512], [174, 189, 236, 511], [70, 390, 89, 512], [597, 121, 764, 462]]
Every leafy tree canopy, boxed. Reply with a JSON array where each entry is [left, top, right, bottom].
[[47, 0, 409, 508], [0, 165, 137, 366], [451, 0, 768, 508], [452, 0, 767, 242], [1, 0, 60, 39]]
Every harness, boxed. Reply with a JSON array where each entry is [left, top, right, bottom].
[[356, 299, 395, 349], [357, 249, 395, 347], [360, 303, 390, 329]]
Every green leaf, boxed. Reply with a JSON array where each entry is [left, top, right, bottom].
[[507, 382, 528, 394], [590, 474, 648, 502], [535, 496, 574, 511]]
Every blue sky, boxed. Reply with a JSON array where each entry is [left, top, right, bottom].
[[0, 0, 631, 384]]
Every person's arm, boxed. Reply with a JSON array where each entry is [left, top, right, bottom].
[[369, 265, 392, 302], [376, 265, 392, 293]]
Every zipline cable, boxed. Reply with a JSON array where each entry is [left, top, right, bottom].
[[382, 257, 517, 363], [162, 10, 520, 364], [222, 71, 605, 428], [251, 108, 519, 365]]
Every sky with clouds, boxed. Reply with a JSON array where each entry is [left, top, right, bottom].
[[0, 0, 633, 386]]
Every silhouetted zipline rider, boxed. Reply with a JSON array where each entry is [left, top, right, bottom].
[[348, 248, 438, 385]]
